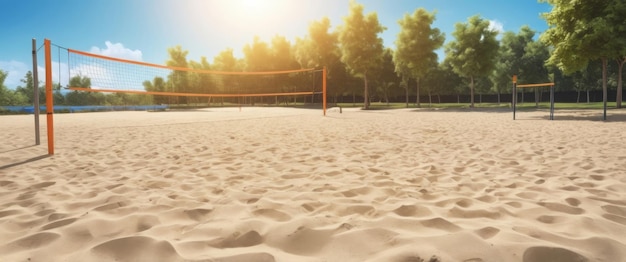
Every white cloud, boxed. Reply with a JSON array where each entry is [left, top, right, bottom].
[[488, 19, 504, 34], [89, 41, 143, 61], [0, 60, 29, 89], [38, 61, 70, 88]]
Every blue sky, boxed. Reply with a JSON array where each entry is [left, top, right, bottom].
[[1, 0, 552, 89]]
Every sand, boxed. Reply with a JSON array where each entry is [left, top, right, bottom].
[[1, 107, 625, 262]]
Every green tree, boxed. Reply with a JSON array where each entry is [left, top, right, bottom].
[[188, 56, 212, 104], [295, 17, 346, 104], [445, 15, 500, 107], [143, 76, 168, 104], [337, 0, 386, 109], [66, 75, 93, 105], [371, 48, 401, 105], [15, 71, 45, 104], [242, 36, 274, 104], [440, 57, 468, 103], [541, 0, 626, 117], [1, 70, 28, 106], [269, 35, 300, 104], [212, 48, 242, 105], [492, 26, 550, 106], [393, 8, 445, 108], [166, 45, 190, 104]]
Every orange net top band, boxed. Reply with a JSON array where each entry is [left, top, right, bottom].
[[68, 49, 317, 75]]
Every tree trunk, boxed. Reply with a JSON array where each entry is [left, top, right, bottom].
[[428, 90, 432, 107], [497, 90, 501, 104], [416, 78, 421, 108], [352, 92, 356, 106], [363, 72, 369, 109], [457, 94, 460, 104], [404, 78, 409, 108], [535, 87, 539, 108], [437, 94, 440, 104], [617, 58, 624, 109], [470, 76, 475, 108], [602, 58, 608, 120], [587, 90, 590, 104], [577, 90, 580, 103], [385, 91, 389, 106]]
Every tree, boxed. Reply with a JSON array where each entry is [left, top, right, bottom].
[[65, 75, 93, 105], [143, 76, 168, 104], [492, 26, 550, 106], [393, 8, 445, 108], [337, 0, 385, 109], [445, 15, 499, 108], [15, 71, 45, 104], [490, 28, 531, 105], [166, 45, 190, 104], [371, 48, 401, 105], [295, 17, 347, 104], [541, 0, 626, 118], [1, 70, 28, 106], [269, 35, 300, 104], [188, 56, 211, 104]]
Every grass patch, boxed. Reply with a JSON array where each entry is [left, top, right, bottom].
[[335, 102, 622, 110]]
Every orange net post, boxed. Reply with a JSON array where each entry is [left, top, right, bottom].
[[44, 39, 54, 155], [323, 66, 327, 116]]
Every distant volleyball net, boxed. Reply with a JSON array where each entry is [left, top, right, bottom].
[[64, 48, 327, 109], [511, 75, 555, 120]]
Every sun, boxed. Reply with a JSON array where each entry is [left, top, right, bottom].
[[237, 0, 280, 21], [216, 0, 291, 36]]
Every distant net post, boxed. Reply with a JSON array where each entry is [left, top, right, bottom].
[[323, 66, 327, 116], [512, 77, 555, 121], [32, 38, 41, 145]]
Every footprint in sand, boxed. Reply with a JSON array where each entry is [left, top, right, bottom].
[[252, 208, 291, 222], [420, 217, 462, 232], [522, 246, 588, 262], [0, 209, 21, 218], [209, 252, 275, 262], [209, 230, 263, 248], [91, 236, 181, 261], [1, 232, 61, 251], [392, 204, 433, 217], [41, 217, 78, 230], [537, 202, 584, 215], [474, 226, 500, 240], [183, 208, 213, 221]]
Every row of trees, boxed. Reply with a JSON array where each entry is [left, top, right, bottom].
[[0, 70, 152, 107], [2, 1, 624, 111], [140, 1, 623, 110]]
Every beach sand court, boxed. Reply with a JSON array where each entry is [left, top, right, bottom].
[[1, 107, 625, 261]]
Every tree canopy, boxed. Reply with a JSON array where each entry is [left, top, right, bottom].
[[445, 15, 499, 107], [393, 8, 445, 107], [541, 0, 626, 116], [338, 0, 386, 109]]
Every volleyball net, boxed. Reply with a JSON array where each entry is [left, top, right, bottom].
[[512, 75, 555, 120], [65, 48, 326, 106], [40, 39, 327, 155]]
